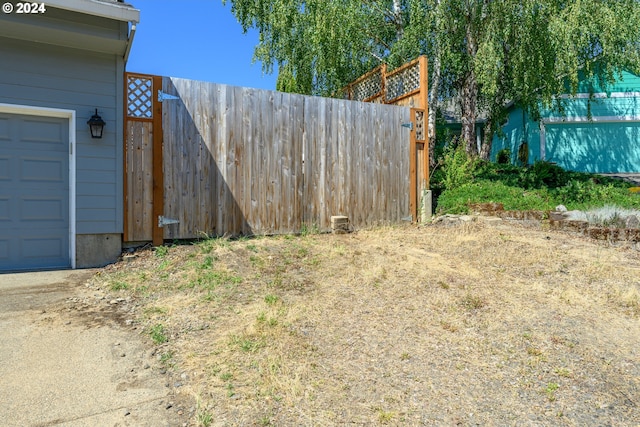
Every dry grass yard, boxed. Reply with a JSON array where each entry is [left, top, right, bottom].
[[90, 220, 640, 426]]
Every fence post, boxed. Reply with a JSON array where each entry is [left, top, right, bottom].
[[419, 56, 430, 189], [152, 75, 164, 246], [409, 109, 417, 221], [381, 63, 387, 103]]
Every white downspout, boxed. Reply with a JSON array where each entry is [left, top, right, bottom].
[[123, 23, 136, 64]]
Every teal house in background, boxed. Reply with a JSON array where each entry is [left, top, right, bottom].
[[491, 70, 640, 173]]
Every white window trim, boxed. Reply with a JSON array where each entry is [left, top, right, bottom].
[[557, 92, 640, 100], [0, 103, 77, 269]]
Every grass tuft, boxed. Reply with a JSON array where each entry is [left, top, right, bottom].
[[149, 323, 168, 344]]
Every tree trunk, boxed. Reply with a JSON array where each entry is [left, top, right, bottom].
[[461, 71, 478, 157], [480, 117, 493, 160], [392, 0, 403, 40], [461, 12, 479, 157]]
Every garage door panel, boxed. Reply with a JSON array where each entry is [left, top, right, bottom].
[[19, 118, 65, 144], [0, 158, 9, 180], [20, 157, 65, 182], [0, 198, 9, 221], [20, 197, 65, 221], [0, 240, 8, 260], [21, 236, 65, 259]]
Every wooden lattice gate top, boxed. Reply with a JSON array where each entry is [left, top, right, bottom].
[[127, 75, 154, 118], [123, 73, 164, 245]]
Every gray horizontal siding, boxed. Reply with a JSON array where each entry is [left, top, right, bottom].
[[0, 6, 127, 54], [1, 69, 116, 95], [0, 34, 124, 235], [0, 83, 117, 112], [0, 39, 118, 80]]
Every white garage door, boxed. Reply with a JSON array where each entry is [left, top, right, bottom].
[[0, 112, 70, 271]]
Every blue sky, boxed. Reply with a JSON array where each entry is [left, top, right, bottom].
[[126, 0, 278, 91]]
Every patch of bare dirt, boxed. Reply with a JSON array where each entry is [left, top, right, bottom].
[[91, 221, 640, 426]]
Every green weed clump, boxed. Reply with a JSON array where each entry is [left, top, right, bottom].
[[149, 323, 168, 344], [432, 147, 638, 214]]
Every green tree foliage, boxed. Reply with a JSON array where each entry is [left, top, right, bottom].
[[223, 0, 640, 158]]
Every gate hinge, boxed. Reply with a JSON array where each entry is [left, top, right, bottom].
[[158, 216, 180, 227], [401, 122, 414, 130], [158, 90, 180, 102]]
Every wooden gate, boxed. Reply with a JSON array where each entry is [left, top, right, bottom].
[[123, 72, 163, 245], [340, 56, 430, 222]]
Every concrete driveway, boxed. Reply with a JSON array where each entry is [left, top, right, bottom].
[[0, 270, 186, 427]]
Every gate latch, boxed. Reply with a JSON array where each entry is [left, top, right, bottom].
[[401, 122, 414, 130]]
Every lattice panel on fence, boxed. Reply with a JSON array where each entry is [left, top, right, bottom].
[[127, 75, 153, 118], [386, 62, 420, 102], [352, 69, 383, 101], [415, 110, 425, 141]]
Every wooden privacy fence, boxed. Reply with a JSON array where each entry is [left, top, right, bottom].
[[125, 73, 426, 244]]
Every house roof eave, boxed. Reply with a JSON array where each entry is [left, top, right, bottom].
[[44, 0, 140, 23]]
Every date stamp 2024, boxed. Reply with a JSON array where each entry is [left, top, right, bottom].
[[2, 2, 47, 14]]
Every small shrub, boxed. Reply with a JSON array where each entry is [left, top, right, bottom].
[[523, 160, 569, 189], [441, 144, 478, 190], [496, 148, 512, 164]]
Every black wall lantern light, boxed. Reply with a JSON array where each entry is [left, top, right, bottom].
[[87, 109, 106, 139]]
